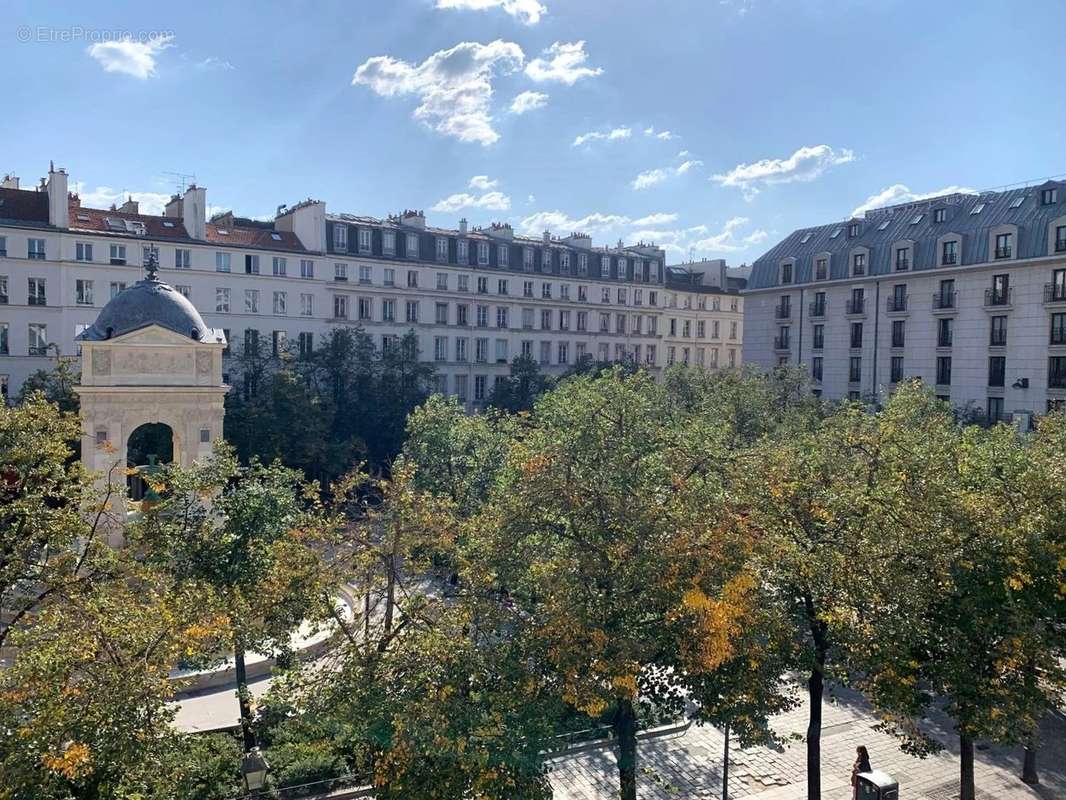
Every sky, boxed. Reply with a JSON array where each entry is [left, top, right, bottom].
[[3, 0, 1066, 265]]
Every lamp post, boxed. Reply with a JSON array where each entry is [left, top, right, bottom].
[[241, 747, 270, 797]]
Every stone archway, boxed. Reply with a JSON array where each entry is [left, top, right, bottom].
[[126, 422, 177, 501]]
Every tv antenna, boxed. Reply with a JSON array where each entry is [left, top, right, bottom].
[[163, 171, 197, 196]]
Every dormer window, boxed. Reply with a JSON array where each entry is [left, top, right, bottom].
[[895, 247, 910, 271], [498, 244, 509, 266], [780, 261, 794, 284], [847, 223, 860, 238], [815, 257, 828, 281], [933, 208, 946, 223], [436, 237, 448, 262], [333, 224, 347, 250], [523, 247, 534, 271], [852, 253, 866, 276], [1042, 188, 1058, 205], [995, 232, 1013, 259], [406, 233, 419, 258], [942, 240, 959, 265], [358, 229, 372, 252]]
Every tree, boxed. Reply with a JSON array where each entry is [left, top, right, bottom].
[[467, 369, 753, 800], [129, 446, 339, 755], [16, 356, 80, 414], [487, 354, 554, 413]]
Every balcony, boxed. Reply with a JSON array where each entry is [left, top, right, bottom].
[[1051, 329, 1066, 346], [808, 302, 826, 319], [932, 291, 957, 311], [941, 253, 958, 266], [774, 304, 792, 320], [845, 298, 866, 315], [812, 338, 824, 351], [984, 288, 1012, 308], [995, 247, 1013, 260], [773, 336, 791, 351], [886, 295, 908, 313], [990, 331, 1007, 347], [28, 297, 47, 307], [1044, 284, 1066, 304]]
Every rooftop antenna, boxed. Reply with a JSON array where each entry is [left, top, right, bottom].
[[163, 171, 197, 196]]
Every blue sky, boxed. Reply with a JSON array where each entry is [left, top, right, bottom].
[[3, 0, 1065, 264]]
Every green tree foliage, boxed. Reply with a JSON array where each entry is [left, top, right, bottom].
[[15, 358, 80, 415], [486, 354, 555, 413]]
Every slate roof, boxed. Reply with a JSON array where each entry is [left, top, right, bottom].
[[76, 276, 223, 343], [0, 187, 49, 226], [747, 180, 1066, 290], [70, 205, 191, 239]]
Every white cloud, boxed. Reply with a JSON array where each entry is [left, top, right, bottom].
[[431, 190, 511, 213], [75, 184, 172, 216], [644, 126, 677, 141], [678, 150, 690, 158], [572, 126, 631, 147], [525, 41, 602, 85], [518, 210, 631, 235], [631, 212, 679, 226], [690, 217, 769, 252], [627, 217, 768, 257], [435, 0, 546, 25], [850, 183, 978, 218], [353, 40, 524, 146], [195, 56, 235, 71], [712, 144, 856, 198], [631, 159, 704, 190], [87, 35, 173, 80], [509, 90, 548, 114], [469, 175, 499, 190]]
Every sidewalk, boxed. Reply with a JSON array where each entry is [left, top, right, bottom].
[[548, 684, 1065, 800]]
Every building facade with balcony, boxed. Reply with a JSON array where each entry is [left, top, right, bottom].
[[742, 180, 1066, 424], [0, 162, 744, 407]]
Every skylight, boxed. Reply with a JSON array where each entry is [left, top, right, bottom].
[[829, 227, 842, 239], [162, 220, 175, 228], [77, 213, 89, 221], [217, 229, 229, 235], [970, 203, 986, 215], [878, 219, 891, 231], [910, 213, 923, 225], [271, 232, 282, 241], [800, 232, 813, 243], [1009, 195, 1025, 209]]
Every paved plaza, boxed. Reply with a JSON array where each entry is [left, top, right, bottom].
[[548, 684, 1065, 800]]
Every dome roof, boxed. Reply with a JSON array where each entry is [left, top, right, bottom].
[[77, 277, 214, 342]]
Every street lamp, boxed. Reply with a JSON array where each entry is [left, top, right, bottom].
[[241, 747, 270, 795]]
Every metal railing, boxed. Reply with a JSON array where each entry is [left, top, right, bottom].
[[941, 253, 958, 265], [995, 247, 1013, 259], [932, 291, 956, 310], [984, 287, 1012, 307], [886, 295, 908, 312], [774, 304, 791, 320], [809, 302, 826, 318], [773, 336, 790, 350], [1044, 283, 1066, 303], [846, 298, 865, 314]]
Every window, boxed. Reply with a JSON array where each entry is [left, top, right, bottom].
[[272, 330, 287, 357], [852, 252, 866, 276], [849, 356, 862, 383], [436, 238, 448, 262], [0, 323, 7, 355], [987, 397, 1005, 425], [456, 304, 468, 326], [300, 259, 314, 279], [812, 324, 824, 350], [895, 248, 909, 271], [359, 265, 372, 285], [28, 239, 45, 260], [558, 342, 569, 365], [216, 288, 231, 313], [847, 223, 860, 237], [457, 274, 470, 293], [890, 356, 904, 383], [436, 272, 448, 291], [850, 322, 863, 349], [359, 229, 372, 253], [241, 289, 258, 314], [273, 291, 287, 315], [271, 256, 287, 276], [811, 357, 823, 382], [298, 332, 313, 356], [496, 307, 509, 328], [988, 356, 1006, 387], [578, 253, 588, 276], [600, 256, 610, 277], [243, 329, 260, 358], [780, 262, 793, 284], [1055, 226, 1066, 254], [110, 281, 127, 299], [406, 234, 419, 259], [457, 239, 469, 262], [617, 258, 627, 280], [434, 336, 447, 362], [815, 258, 828, 281], [76, 242, 93, 261], [333, 295, 348, 319], [941, 240, 958, 265], [406, 300, 420, 323], [498, 245, 509, 267], [475, 305, 488, 327], [936, 356, 952, 385], [523, 248, 534, 271], [358, 297, 372, 321], [28, 323, 48, 356], [892, 319, 905, 348], [435, 302, 448, 325], [933, 208, 946, 223], [696, 320, 705, 338], [560, 251, 571, 272], [776, 295, 791, 319], [495, 339, 509, 362], [477, 276, 488, 294], [474, 374, 487, 400], [0, 236, 5, 256], [168, 248, 189, 269], [971, 203, 986, 215], [937, 317, 953, 348], [215, 251, 230, 272], [382, 231, 396, 255], [910, 213, 923, 225], [729, 321, 738, 340], [245, 254, 260, 275], [334, 262, 348, 281], [848, 287, 865, 314], [380, 268, 394, 287], [830, 227, 842, 239], [456, 337, 468, 362], [990, 315, 1007, 346], [1050, 313, 1066, 345], [995, 232, 1013, 259], [300, 293, 313, 316], [775, 326, 790, 350], [1041, 188, 1058, 205], [890, 283, 907, 312], [542, 282, 552, 299], [75, 279, 93, 305], [1050, 357, 1066, 389], [477, 242, 489, 265], [523, 280, 534, 298], [28, 278, 46, 306], [936, 279, 956, 309], [498, 279, 509, 295], [334, 224, 348, 251], [617, 288, 626, 305], [539, 309, 552, 330], [989, 274, 1010, 306], [407, 270, 419, 288], [382, 299, 396, 322], [800, 232, 813, 244]]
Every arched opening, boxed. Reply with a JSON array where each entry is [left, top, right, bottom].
[[127, 422, 175, 502]]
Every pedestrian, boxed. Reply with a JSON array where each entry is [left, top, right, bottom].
[[851, 745, 872, 798]]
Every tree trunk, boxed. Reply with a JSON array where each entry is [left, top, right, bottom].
[[614, 699, 639, 800], [722, 720, 730, 800], [959, 734, 975, 800], [804, 595, 828, 800], [1022, 742, 1039, 785], [234, 635, 256, 753]]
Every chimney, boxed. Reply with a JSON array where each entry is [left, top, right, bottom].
[[46, 163, 69, 228], [543, 229, 551, 244], [401, 209, 426, 229], [459, 217, 468, 235], [1, 174, 18, 190], [118, 195, 139, 215], [164, 194, 183, 219], [69, 192, 80, 208], [275, 198, 327, 251], [182, 184, 207, 240]]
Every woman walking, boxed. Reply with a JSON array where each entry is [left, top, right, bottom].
[[851, 746, 872, 798]]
